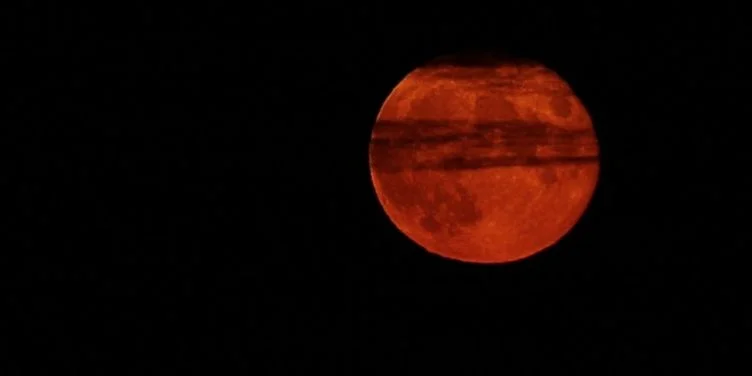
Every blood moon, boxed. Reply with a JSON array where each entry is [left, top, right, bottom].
[[369, 55, 600, 264]]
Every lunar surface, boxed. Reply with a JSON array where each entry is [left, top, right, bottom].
[[369, 54, 599, 263]]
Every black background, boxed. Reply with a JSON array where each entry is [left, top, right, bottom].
[[5, 4, 749, 374]]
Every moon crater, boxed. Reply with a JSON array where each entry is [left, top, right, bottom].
[[549, 96, 573, 118]]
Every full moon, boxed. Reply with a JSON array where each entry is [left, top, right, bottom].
[[369, 53, 599, 263]]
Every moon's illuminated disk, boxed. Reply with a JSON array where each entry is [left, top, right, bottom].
[[369, 54, 599, 263]]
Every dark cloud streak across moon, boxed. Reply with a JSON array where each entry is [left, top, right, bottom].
[[370, 119, 598, 172]]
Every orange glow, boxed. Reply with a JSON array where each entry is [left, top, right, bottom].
[[369, 54, 599, 263]]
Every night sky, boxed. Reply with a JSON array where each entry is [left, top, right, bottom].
[[6, 4, 748, 373]]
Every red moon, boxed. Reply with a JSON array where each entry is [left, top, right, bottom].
[[369, 54, 599, 263]]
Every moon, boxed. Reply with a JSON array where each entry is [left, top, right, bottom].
[[369, 53, 599, 263]]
